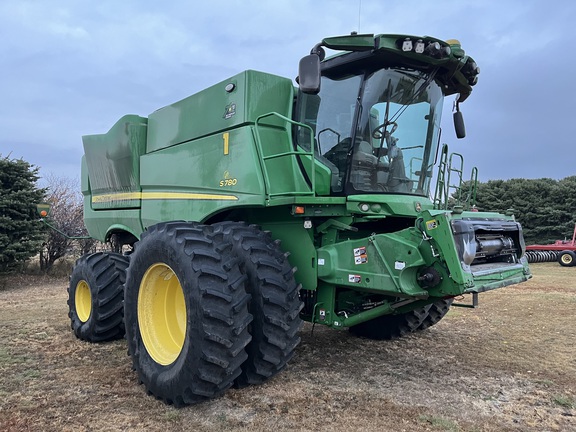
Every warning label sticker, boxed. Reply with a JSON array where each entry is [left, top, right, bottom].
[[353, 246, 368, 265], [348, 274, 362, 283]]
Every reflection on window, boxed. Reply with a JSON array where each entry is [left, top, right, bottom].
[[352, 69, 443, 195], [297, 74, 362, 192]]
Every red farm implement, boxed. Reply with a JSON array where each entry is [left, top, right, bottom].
[[525, 224, 576, 266]]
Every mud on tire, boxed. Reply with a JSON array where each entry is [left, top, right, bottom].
[[68, 252, 129, 342], [124, 221, 252, 406], [213, 222, 304, 387]]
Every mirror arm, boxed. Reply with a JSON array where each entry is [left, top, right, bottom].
[[310, 44, 326, 61]]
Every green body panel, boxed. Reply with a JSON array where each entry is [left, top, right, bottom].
[[146, 70, 293, 153], [257, 212, 318, 291], [139, 126, 267, 227], [298, 154, 332, 196], [83, 199, 144, 241], [317, 232, 429, 296], [79, 33, 530, 331], [81, 157, 144, 241], [82, 115, 147, 209]]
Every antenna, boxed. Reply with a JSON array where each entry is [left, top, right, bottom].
[[358, 0, 362, 32]]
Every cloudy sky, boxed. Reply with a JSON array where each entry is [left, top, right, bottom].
[[1, 0, 573, 185]]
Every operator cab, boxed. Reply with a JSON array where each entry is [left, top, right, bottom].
[[296, 67, 442, 196], [295, 34, 478, 198], [296, 63, 442, 197]]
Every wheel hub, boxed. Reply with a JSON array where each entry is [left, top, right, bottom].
[[75, 280, 92, 323], [138, 263, 187, 366]]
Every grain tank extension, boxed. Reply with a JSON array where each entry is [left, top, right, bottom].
[[69, 33, 532, 406]]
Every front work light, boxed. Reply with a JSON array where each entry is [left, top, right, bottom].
[[415, 40, 425, 54], [402, 38, 413, 51]]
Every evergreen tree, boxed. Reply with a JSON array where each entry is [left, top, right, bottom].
[[468, 177, 576, 245], [0, 155, 47, 272]]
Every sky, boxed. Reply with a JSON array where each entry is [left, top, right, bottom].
[[0, 0, 574, 185]]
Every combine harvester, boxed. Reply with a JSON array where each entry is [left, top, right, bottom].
[[525, 224, 576, 266], [64, 32, 532, 406]]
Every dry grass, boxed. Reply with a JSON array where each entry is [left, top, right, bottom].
[[0, 264, 574, 431]]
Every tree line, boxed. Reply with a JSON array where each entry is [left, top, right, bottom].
[[467, 176, 576, 245]]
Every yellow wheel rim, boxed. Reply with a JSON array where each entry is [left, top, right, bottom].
[[561, 254, 572, 265], [75, 280, 92, 323], [138, 263, 187, 366]]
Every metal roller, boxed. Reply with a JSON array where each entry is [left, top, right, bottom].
[[525, 250, 558, 263]]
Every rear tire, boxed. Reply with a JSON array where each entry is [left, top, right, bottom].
[[68, 252, 128, 342], [558, 250, 576, 267], [213, 222, 303, 387], [124, 221, 252, 406], [349, 307, 429, 340], [417, 299, 453, 331]]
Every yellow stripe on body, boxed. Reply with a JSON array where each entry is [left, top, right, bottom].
[[223, 132, 230, 155], [92, 192, 141, 203], [92, 191, 238, 204]]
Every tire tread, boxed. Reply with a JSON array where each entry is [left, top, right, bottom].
[[67, 252, 129, 342], [124, 222, 252, 406]]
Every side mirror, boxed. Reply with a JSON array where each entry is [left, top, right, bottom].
[[298, 54, 321, 94], [454, 110, 466, 139]]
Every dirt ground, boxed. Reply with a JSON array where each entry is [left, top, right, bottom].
[[0, 263, 574, 431]]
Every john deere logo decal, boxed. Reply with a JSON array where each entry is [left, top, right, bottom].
[[426, 219, 438, 230], [223, 103, 236, 119]]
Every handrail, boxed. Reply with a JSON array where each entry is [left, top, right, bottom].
[[447, 152, 464, 207], [467, 166, 478, 209], [409, 156, 423, 178], [433, 144, 449, 209], [254, 112, 317, 199], [433, 145, 479, 211]]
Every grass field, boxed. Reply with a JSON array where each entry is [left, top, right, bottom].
[[0, 263, 574, 431]]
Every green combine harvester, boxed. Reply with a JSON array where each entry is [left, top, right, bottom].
[[68, 33, 532, 406]]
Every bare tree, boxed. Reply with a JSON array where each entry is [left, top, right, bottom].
[[39, 174, 98, 272]]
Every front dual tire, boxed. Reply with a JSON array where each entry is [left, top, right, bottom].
[[68, 221, 303, 406], [124, 222, 253, 406]]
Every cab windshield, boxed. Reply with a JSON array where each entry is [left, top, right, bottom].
[[296, 68, 443, 196]]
